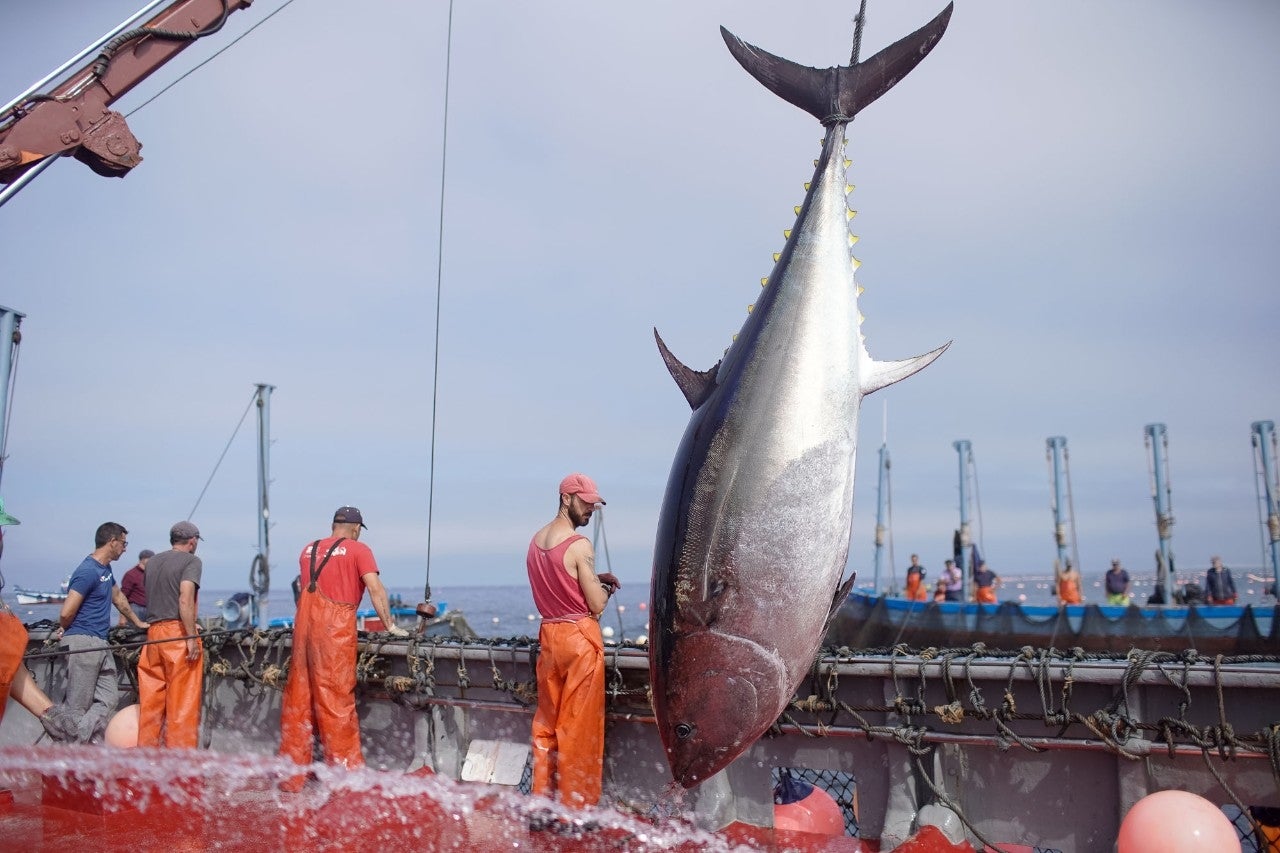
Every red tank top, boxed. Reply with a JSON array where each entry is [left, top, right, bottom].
[[527, 534, 590, 621]]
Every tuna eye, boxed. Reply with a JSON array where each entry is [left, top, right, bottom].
[[675, 723, 695, 740]]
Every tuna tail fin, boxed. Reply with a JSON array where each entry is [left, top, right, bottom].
[[863, 341, 951, 396], [655, 328, 721, 410], [720, 3, 953, 125]]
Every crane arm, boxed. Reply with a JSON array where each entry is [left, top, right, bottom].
[[0, 0, 255, 185]]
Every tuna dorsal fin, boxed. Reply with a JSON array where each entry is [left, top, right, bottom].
[[720, 3, 953, 125], [654, 328, 720, 410], [863, 341, 951, 396]]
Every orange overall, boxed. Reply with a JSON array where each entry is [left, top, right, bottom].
[[905, 573, 927, 602], [0, 610, 27, 725], [531, 617, 605, 807], [974, 586, 998, 604], [279, 537, 367, 772], [137, 620, 203, 747], [1058, 576, 1082, 605]]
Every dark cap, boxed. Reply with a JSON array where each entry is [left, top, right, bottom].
[[333, 506, 367, 529], [138, 549, 156, 560], [171, 521, 203, 542]]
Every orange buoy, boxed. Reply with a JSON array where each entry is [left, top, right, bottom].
[[773, 774, 844, 836], [1116, 790, 1241, 853], [104, 703, 140, 748]]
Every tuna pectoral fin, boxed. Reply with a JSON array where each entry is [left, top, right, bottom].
[[720, 3, 953, 124], [863, 341, 951, 396], [654, 328, 721, 410], [825, 572, 858, 631]]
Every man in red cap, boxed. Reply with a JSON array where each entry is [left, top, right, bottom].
[[527, 473, 620, 808], [279, 506, 405, 791]]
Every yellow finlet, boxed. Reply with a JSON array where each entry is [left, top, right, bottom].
[[813, 159, 819, 167], [772, 252, 781, 262], [844, 158, 852, 169], [851, 256, 862, 270], [856, 284, 865, 296], [845, 184, 854, 195], [783, 229, 791, 239], [804, 182, 811, 191], [858, 311, 865, 325], [747, 304, 754, 314], [761, 277, 769, 288], [848, 233, 859, 246], [794, 206, 802, 215]]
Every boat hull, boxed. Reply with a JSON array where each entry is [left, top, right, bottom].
[[3, 623, 1277, 849], [827, 590, 1280, 655]]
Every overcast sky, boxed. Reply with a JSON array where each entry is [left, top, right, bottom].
[[1, 1, 1277, 603]]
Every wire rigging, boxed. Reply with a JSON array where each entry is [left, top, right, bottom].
[[423, 0, 456, 605], [187, 388, 257, 521]]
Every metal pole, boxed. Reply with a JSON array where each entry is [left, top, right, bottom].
[[1143, 423, 1173, 594], [1046, 437, 1070, 570], [873, 441, 889, 594], [0, 306, 26, 492], [252, 383, 275, 627], [954, 439, 972, 601], [1251, 420, 1280, 580]]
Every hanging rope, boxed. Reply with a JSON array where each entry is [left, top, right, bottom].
[[187, 388, 258, 520], [423, 0, 456, 607]]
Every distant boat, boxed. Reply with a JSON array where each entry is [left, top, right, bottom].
[[14, 579, 69, 606], [827, 589, 1279, 656]]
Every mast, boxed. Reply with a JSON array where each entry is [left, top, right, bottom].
[[954, 439, 973, 601], [0, 306, 24, 492], [251, 383, 275, 628], [872, 439, 890, 595], [1251, 420, 1280, 580], [1046, 436, 1077, 571], [872, 403, 890, 594], [1143, 423, 1174, 595]]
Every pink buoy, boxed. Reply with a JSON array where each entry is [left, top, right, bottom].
[[1116, 790, 1241, 853], [105, 703, 140, 748], [773, 775, 845, 836]]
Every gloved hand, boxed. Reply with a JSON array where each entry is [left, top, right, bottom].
[[597, 572, 621, 594], [386, 624, 409, 638]]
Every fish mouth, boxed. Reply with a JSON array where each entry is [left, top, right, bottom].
[[656, 629, 789, 788]]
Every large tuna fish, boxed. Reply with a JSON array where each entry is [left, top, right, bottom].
[[649, 4, 954, 789]]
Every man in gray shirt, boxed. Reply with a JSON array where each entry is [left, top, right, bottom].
[[138, 521, 203, 747]]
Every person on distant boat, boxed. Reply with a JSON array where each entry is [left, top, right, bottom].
[[904, 554, 928, 602], [972, 562, 1000, 604], [0, 500, 79, 741], [1055, 559, 1083, 605], [118, 548, 154, 624], [1104, 559, 1131, 606], [53, 521, 149, 743], [137, 522, 204, 748], [942, 559, 963, 602], [527, 473, 620, 808], [933, 577, 948, 603], [278, 506, 405, 792], [1204, 556, 1237, 606]]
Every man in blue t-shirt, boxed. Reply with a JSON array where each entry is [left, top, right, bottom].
[[53, 521, 149, 742]]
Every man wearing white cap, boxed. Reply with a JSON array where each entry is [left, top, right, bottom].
[[526, 473, 620, 808]]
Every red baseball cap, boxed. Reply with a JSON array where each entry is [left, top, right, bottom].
[[560, 473, 605, 505]]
